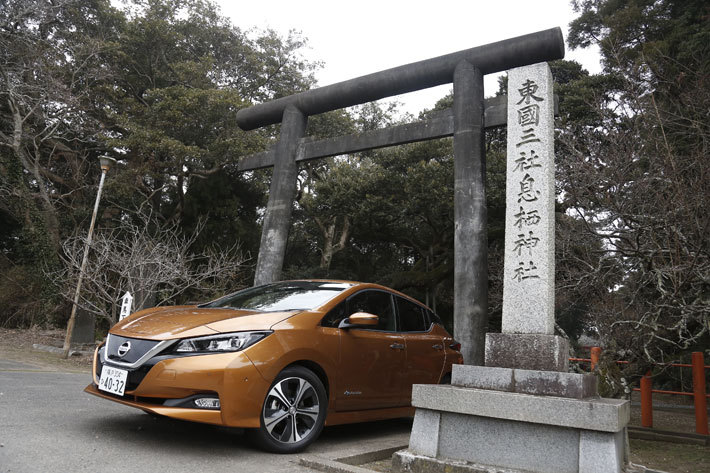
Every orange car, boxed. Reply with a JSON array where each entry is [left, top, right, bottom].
[[85, 280, 462, 452]]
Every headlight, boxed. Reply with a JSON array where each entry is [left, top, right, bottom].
[[174, 331, 271, 353]]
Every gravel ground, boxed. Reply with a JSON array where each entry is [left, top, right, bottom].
[[628, 391, 703, 434], [628, 439, 709, 473], [2, 327, 708, 472]]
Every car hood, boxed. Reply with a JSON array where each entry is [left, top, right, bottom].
[[110, 305, 298, 340]]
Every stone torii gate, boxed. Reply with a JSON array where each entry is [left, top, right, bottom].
[[236, 28, 564, 365]]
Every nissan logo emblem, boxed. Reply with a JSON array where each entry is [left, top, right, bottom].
[[117, 341, 132, 358]]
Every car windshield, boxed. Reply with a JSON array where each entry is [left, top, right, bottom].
[[200, 281, 352, 312]]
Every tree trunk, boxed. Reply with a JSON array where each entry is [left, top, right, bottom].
[[316, 216, 351, 272], [5, 99, 61, 258]]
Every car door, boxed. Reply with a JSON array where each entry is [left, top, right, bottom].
[[397, 296, 446, 405], [333, 290, 406, 411]]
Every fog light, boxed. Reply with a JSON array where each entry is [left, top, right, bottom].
[[194, 397, 220, 409]]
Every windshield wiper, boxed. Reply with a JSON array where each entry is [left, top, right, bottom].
[[218, 306, 261, 311]]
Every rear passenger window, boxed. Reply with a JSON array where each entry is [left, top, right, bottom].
[[426, 309, 443, 326], [397, 297, 429, 332]]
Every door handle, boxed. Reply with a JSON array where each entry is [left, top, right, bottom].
[[432, 344, 443, 350], [389, 343, 405, 350]]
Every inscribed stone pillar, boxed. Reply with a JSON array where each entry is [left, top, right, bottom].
[[501, 63, 555, 335]]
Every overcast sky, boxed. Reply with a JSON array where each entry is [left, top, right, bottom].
[[217, 0, 600, 115]]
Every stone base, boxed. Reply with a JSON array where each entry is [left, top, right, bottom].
[[396, 384, 630, 473], [452, 364, 598, 399], [485, 333, 569, 371], [393, 449, 523, 473]]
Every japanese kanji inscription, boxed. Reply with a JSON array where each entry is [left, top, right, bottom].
[[502, 63, 556, 335]]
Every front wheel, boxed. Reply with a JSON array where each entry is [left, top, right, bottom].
[[249, 366, 327, 453]]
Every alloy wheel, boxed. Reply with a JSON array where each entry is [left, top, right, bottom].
[[262, 376, 320, 444]]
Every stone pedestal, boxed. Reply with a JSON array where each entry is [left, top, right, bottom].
[[393, 367, 630, 473], [485, 333, 569, 372]]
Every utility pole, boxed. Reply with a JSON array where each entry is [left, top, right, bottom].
[[62, 155, 116, 358]]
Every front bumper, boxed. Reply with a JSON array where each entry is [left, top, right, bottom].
[[86, 343, 271, 428]]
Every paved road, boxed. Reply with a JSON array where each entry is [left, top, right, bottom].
[[0, 359, 411, 473]]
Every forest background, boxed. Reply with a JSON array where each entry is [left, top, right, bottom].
[[1, 0, 707, 392]]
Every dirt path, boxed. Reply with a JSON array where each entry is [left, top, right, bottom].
[[0, 327, 93, 372]]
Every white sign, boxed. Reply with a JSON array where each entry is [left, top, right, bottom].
[[119, 291, 133, 321]]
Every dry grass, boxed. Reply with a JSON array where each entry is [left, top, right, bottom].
[[629, 439, 709, 473], [0, 327, 93, 372]]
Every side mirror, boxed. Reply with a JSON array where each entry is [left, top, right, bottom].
[[338, 312, 379, 329]]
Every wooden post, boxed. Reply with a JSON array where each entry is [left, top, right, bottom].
[[590, 346, 601, 371], [640, 370, 653, 428], [692, 352, 709, 435]]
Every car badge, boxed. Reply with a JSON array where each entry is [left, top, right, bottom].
[[117, 341, 132, 358]]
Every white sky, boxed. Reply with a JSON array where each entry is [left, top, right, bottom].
[[217, 0, 600, 116]]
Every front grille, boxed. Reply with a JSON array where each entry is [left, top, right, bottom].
[[105, 334, 162, 364]]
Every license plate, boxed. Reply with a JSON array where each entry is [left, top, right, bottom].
[[98, 365, 128, 396]]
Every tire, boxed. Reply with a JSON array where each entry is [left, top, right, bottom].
[[249, 366, 327, 453]]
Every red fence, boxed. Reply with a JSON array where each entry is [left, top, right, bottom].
[[570, 348, 709, 435]]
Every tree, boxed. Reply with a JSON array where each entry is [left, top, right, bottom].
[[101, 0, 318, 224], [51, 210, 247, 324], [289, 103, 398, 275], [0, 0, 122, 262], [297, 161, 358, 272], [560, 0, 710, 372], [0, 0, 320, 327]]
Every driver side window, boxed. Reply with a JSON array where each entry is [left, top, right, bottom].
[[347, 290, 396, 331], [321, 300, 347, 328]]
